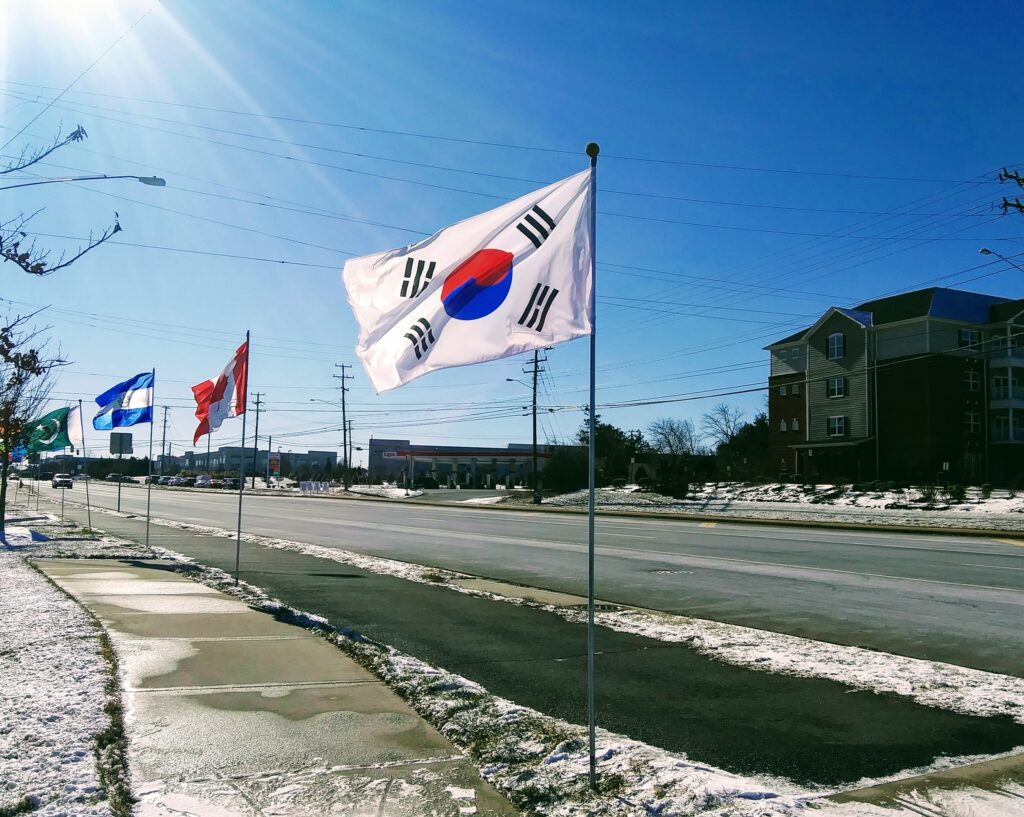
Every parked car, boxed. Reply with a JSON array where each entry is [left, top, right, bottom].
[[144, 475, 162, 484], [180, 476, 196, 487], [158, 476, 173, 486], [221, 478, 239, 490], [52, 474, 73, 489], [194, 475, 212, 488], [105, 473, 122, 482], [209, 478, 224, 489]]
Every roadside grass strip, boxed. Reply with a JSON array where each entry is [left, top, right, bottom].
[[0, 528, 131, 816]]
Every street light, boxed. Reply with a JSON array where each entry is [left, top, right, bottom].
[[0, 174, 167, 192], [980, 247, 1024, 274]]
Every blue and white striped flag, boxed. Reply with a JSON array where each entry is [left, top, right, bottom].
[[93, 372, 154, 430]]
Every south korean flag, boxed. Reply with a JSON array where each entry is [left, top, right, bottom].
[[342, 169, 593, 392]]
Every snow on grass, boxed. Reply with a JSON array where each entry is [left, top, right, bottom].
[[346, 485, 425, 499], [536, 484, 1024, 532], [0, 549, 114, 816]]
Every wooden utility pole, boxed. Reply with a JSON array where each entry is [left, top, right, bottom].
[[250, 393, 263, 488], [333, 364, 353, 487]]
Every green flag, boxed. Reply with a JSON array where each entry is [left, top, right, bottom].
[[25, 407, 72, 454]]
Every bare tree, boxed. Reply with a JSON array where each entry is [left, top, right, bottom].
[[701, 403, 745, 449], [647, 417, 702, 455], [2, 126, 121, 276], [0, 312, 64, 541]]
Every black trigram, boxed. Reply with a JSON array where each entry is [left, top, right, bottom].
[[516, 204, 557, 249], [399, 258, 436, 298], [518, 283, 560, 332], [404, 318, 435, 359]]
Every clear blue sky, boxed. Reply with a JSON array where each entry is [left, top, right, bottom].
[[2, 0, 1022, 465]]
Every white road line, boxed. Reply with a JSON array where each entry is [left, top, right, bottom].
[[961, 563, 1024, 572]]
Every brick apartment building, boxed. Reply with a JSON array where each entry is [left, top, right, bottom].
[[766, 287, 1024, 485]]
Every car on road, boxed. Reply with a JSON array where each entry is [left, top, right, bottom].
[[52, 474, 73, 489]]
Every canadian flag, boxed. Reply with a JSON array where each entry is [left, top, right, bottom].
[[192, 337, 249, 444]]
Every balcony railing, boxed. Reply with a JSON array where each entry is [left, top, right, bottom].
[[991, 428, 1024, 442], [990, 386, 1024, 400]]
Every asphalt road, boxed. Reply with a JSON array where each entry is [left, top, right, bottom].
[[40, 481, 1024, 676]]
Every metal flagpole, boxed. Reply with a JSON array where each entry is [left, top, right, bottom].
[[78, 400, 92, 531], [145, 370, 155, 548], [234, 331, 250, 583], [585, 141, 599, 789]]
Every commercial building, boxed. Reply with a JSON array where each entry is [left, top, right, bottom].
[[368, 438, 553, 487], [766, 287, 1024, 485], [177, 447, 337, 476]]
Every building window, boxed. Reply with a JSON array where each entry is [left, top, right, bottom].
[[789, 348, 801, 361], [827, 376, 846, 398], [958, 328, 981, 349], [792, 418, 800, 432], [993, 374, 1009, 399], [964, 370, 980, 392], [779, 385, 788, 396], [827, 416, 846, 437], [792, 383, 800, 395], [827, 333, 845, 360], [779, 420, 788, 432], [963, 411, 981, 434]]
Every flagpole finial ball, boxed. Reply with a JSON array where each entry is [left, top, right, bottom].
[[585, 142, 600, 159]]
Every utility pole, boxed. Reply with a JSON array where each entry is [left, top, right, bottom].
[[159, 406, 169, 476], [250, 393, 264, 488], [524, 350, 547, 504], [333, 364, 353, 487], [266, 435, 272, 486], [347, 419, 354, 482]]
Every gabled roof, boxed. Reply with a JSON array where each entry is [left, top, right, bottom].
[[764, 326, 809, 349]]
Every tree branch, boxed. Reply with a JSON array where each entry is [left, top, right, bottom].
[[1, 124, 87, 175]]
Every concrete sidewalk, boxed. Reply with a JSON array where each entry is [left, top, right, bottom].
[[38, 558, 515, 817]]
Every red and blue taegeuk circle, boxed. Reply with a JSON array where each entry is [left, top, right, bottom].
[[441, 249, 514, 320]]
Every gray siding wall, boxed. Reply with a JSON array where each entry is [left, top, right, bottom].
[[876, 320, 928, 360], [769, 343, 808, 377], [807, 313, 869, 442]]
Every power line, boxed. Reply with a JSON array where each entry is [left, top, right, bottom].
[[0, 81, 1001, 183]]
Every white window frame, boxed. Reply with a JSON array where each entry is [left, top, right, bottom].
[[958, 328, 981, 349], [779, 419, 788, 432], [963, 411, 981, 434], [791, 382, 800, 395], [791, 418, 800, 432], [964, 370, 980, 392], [827, 333, 845, 360], [827, 376, 846, 399], [779, 385, 788, 396], [827, 416, 846, 437], [789, 348, 801, 361]]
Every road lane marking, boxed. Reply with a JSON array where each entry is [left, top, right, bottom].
[[961, 563, 1024, 572], [995, 538, 1024, 547], [699, 522, 718, 528], [601, 532, 656, 539]]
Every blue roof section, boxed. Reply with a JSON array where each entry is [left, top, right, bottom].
[[833, 307, 873, 326], [927, 288, 1009, 323]]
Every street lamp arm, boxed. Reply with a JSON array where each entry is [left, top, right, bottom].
[[979, 247, 1024, 274], [0, 174, 166, 192]]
